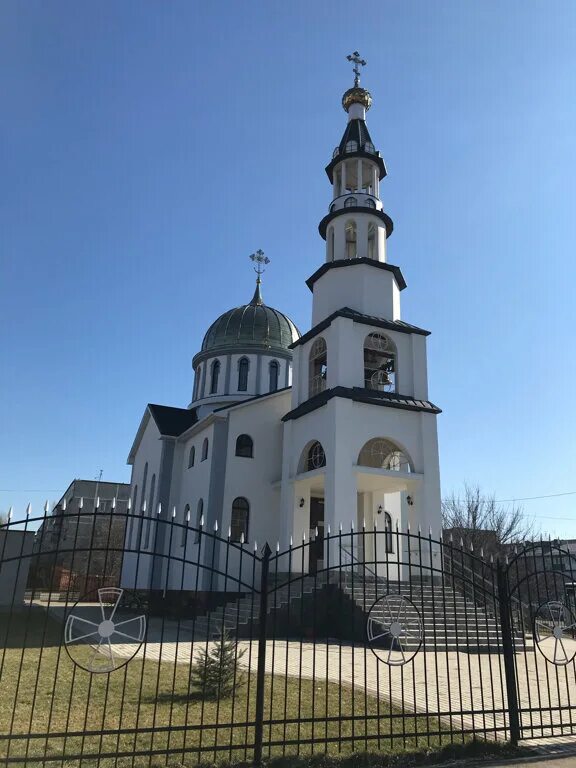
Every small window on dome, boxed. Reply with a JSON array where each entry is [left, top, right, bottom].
[[344, 197, 357, 208], [238, 357, 249, 391], [345, 140, 358, 153], [269, 360, 279, 392], [332, 147, 340, 158], [364, 141, 375, 154], [210, 360, 220, 394], [365, 198, 376, 209]]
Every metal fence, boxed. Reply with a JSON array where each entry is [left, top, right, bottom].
[[1, 507, 575, 766]]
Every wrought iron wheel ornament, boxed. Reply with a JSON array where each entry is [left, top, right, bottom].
[[367, 594, 422, 666], [533, 601, 576, 666], [64, 587, 146, 673]]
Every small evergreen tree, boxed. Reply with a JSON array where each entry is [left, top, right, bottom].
[[190, 629, 246, 700]]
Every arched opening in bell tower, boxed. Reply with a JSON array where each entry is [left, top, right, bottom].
[[363, 333, 396, 391], [345, 220, 357, 259], [308, 337, 327, 397]]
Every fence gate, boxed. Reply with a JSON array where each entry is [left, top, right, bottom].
[[506, 543, 576, 742]]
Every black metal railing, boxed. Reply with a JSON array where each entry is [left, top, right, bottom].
[[1, 509, 576, 765]]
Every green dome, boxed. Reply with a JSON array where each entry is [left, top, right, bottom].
[[201, 281, 300, 353]]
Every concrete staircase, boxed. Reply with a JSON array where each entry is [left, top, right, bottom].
[[184, 570, 531, 653]]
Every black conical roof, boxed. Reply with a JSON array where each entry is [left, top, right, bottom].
[[337, 119, 376, 155]]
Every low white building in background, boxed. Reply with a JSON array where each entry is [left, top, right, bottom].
[[122, 67, 442, 593]]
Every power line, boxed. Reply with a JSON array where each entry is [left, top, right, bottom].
[[493, 491, 576, 503]]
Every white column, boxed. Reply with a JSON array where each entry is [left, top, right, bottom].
[[357, 159, 362, 193], [373, 167, 378, 199], [341, 162, 347, 194]]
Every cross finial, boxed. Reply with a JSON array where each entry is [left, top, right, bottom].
[[249, 249, 270, 279], [346, 51, 366, 87]]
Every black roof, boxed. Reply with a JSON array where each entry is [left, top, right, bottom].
[[282, 387, 441, 422], [325, 118, 387, 183], [148, 404, 199, 437], [290, 307, 430, 350], [305, 258, 406, 292]]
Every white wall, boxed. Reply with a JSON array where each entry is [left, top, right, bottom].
[[311, 263, 401, 326], [121, 414, 164, 589]]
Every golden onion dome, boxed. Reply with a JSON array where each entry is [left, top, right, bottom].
[[342, 86, 372, 113]]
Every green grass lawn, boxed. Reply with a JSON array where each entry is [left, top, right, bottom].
[[0, 609, 455, 768]]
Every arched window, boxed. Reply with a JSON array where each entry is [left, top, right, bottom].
[[367, 221, 376, 259], [345, 220, 357, 259], [235, 434, 254, 458], [364, 333, 396, 392], [332, 147, 340, 159], [137, 462, 148, 547], [129, 484, 138, 549], [364, 141, 375, 154], [309, 337, 327, 397], [357, 438, 412, 473], [182, 504, 190, 547], [231, 497, 249, 543], [237, 357, 249, 392], [344, 196, 357, 208], [210, 360, 220, 394], [144, 473, 155, 548], [365, 198, 376, 209], [195, 499, 203, 543], [384, 511, 393, 553], [306, 441, 326, 471], [201, 438, 209, 461], [345, 140, 358, 153], [269, 360, 279, 392], [188, 445, 195, 468], [329, 203, 336, 213]]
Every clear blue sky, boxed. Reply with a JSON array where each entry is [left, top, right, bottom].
[[2, 1, 575, 537]]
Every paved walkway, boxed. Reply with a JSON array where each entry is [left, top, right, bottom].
[[108, 628, 576, 746]]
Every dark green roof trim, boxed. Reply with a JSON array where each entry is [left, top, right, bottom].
[[289, 307, 430, 349], [306, 258, 407, 293], [213, 386, 291, 414], [148, 404, 199, 437], [282, 387, 441, 422], [319, 207, 394, 240]]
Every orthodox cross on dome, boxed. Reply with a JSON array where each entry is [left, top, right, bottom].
[[249, 249, 270, 278], [347, 51, 366, 87], [248, 249, 270, 306]]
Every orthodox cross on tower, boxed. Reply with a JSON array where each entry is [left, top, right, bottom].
[[346, 51, 366, 87]]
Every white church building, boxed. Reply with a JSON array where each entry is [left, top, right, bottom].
[[122, 60, 442, 590]]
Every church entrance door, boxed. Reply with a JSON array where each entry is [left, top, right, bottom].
[[309, 497, 325, 574]]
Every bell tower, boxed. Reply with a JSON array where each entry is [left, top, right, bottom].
[[280, 54, 443, 558]]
